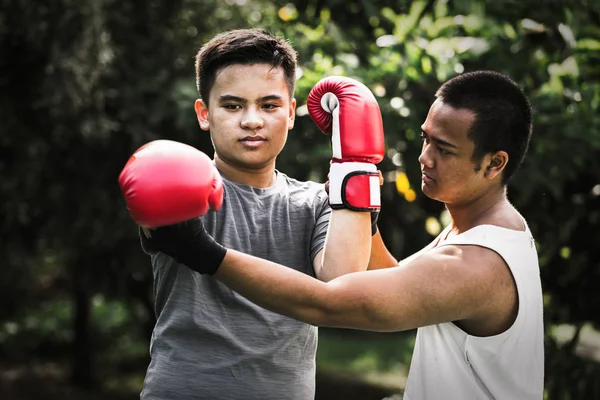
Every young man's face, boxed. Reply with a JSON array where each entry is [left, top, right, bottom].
[[195, 63, 296, 172], [418, 98, 494, 206]]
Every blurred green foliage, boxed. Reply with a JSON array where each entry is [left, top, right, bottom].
[[317, 328, 414, 385], [1, 0, 600, 398]]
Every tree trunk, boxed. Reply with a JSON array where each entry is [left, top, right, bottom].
[[70, 264, 93, 389]]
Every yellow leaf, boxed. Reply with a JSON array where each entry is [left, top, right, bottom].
[[425, 217, 442, 236], [395, 172, 410, 194]]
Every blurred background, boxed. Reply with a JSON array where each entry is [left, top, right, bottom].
[[1, 0, 599, 399]]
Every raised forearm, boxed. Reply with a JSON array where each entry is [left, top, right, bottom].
[[317, 209, 372, 281]]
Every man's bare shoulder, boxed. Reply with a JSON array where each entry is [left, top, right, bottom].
[[417, 244, 514, 304], [423, 244, 506, 272], [420, 244, 517, 335]]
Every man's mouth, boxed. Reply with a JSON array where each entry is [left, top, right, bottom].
[[422, 171, 435, 183]]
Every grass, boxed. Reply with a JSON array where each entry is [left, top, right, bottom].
[[317, 328, 416, 392]]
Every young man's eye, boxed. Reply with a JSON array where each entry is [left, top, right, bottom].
[[438, 147, 450, 155], [262, 104, 278, 110], [420, 132, 429, 143], [223, 104, 241, 110]]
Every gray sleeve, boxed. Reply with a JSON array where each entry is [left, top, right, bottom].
[[309, 193, 331, 263]]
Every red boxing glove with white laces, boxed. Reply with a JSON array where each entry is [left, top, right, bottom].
[[118, 140, 224, 228], [307, 76, 385, 211]]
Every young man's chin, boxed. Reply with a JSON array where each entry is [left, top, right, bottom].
[[238, 157, 277, 171]]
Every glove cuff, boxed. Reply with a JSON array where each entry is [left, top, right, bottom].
[[329, 162, 381, 212]]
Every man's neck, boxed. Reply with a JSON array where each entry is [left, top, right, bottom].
[[445, 186, 514, 235], [214, 157, 277, 188]]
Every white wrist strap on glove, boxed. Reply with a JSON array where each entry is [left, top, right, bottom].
[[329, 162, 381, 211]]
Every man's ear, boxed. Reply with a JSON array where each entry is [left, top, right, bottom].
[[485, 151, 509, 180], [195, 99, 210, 131]]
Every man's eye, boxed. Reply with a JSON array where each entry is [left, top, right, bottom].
[[223, 104, 240, 110], [439, 147, 450, 155], [263, 104, 278, 110]]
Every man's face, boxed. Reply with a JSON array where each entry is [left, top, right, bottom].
[[195, 63, 296, 171], [418, 99, 490, 206]]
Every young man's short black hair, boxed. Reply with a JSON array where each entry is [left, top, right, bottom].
[[195, 28, 298, 105]]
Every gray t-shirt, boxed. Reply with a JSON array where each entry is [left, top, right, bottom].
[[141, 171, 330, 400]]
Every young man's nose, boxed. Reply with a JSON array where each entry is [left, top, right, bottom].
[[241, 108, 264, 130]]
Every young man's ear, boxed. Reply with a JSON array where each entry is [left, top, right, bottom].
[[288, 98, 297, 130], [485, 151, 509, 180], [195, 99, 210, 131]]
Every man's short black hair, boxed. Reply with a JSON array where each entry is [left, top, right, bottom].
[[436, 70, 533, 184]]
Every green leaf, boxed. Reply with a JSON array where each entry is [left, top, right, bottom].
[[577, 38, 600, 50]]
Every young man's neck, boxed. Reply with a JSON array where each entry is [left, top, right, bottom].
[[214, 157, 277, 188], [445, 186, 517, 234]]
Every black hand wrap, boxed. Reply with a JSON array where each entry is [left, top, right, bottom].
[[139, 218, 226, 275], [370, 210, 379, 236]]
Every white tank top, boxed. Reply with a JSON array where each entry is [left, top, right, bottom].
[[403, 223, 544, 400]]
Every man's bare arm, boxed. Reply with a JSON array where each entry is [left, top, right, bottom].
[[216, 244, 515, 332], [367, 230, 398, 270]]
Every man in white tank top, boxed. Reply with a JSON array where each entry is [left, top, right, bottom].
[[143, 70, 544, 399]]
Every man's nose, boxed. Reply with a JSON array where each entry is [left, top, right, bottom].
[[418, 144, 433, 168]]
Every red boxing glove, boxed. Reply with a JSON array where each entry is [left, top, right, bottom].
[[308, 76, 385, 211], [118, 140, 223, 228]]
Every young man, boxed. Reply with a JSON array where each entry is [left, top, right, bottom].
[[118, 29, 396, 399], [136, 70, 544, 399]]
